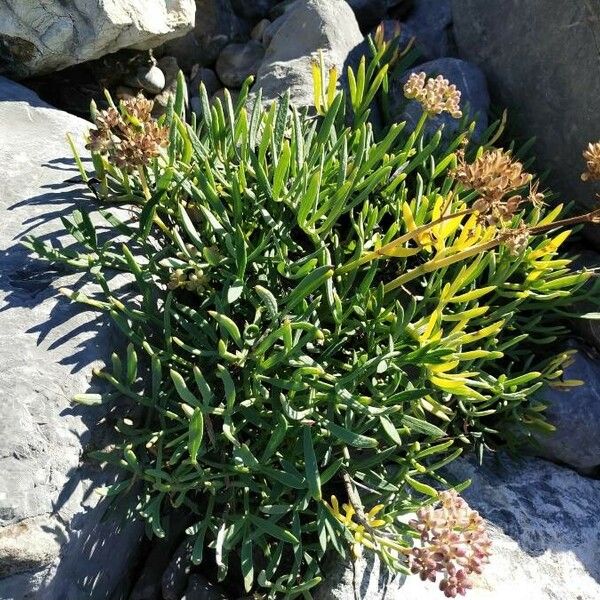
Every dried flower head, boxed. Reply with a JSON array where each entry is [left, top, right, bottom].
[[408, 490, 491, 598], [502, 223, 530, 256], [581, 142, 600, 182], [86, 94, 168, 171], [404, 72, 462, 118], [452, 148, 533, 225]]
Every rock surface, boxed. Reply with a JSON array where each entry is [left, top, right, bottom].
[[0, 0, 195, 78], [452, 0, 600, 235], [254, 0, 363, 106], [216, 40, 265, 88], [159, 0, 248, 71], [534, 344, 600, 474], [317, 455, 600, 599], [404, 0, 453, 58], [391, 57, 489, 139], [0, 77, 142, 598], [346, 0, 387, 32]]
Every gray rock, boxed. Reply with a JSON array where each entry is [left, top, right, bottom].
[[126, 64, 167, 95], [216, 40, 265, 88], [254, 0, 363, 106], [534, 343, 600, 474], [376, 19, 436, 63], [251, 18, 272, 44], [231, 0, 276, 20], [268, 0, 299, 19], [404, 0, 453, 58], [346, 0, 387, 32], [0, 77, 143, 598], [452, 0, 600, 242], [261, 15, 287, 48], [391, 57, 489, 140], [190, 66, 221, 97], [152, 56, 186, 117], [161, 539, 194, 600], [159, 0, 248, 71], [0, 1, 195, 79], [317, 455, 600, 599], [182, 574, 228, 600]]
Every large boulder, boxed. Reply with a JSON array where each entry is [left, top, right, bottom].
[[535, 343, 600, 474], [253, 0, 363, 106], [0, 1, 195, 79], [317, 455, 600, 599], [0, 77, 142, 599], [451, 0, 600, 238]]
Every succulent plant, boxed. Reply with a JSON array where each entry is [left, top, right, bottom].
[[25, 36, 600, 598]]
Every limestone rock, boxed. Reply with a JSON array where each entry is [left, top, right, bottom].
[[0, 0, 195, 79], [254, 0, 363, 106], [0, 76, 143, 599], [535, 343, 600, 474], [317, 455, 600, 599], [452, 0, 600, 241], [390, 57, 489, 140]]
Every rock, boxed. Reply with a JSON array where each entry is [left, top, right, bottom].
[[251, 18, 272, 44], [375, 19, 435, 63], [190, 66, 221, 97], [261, 16, 286, 48], [182, 574, 228, 600], [161, 539, 194, 600], [115, 85, 138, 101], [231, 0, 276, 20], [404, 0, 453, 58], [152, 56, 185, 117], [533, 343, 600, 474], [451, 0, 600, 241], [317, 455, 600, 599], [268, 0, 299, 19], [254, 0, 363, 106], [159, 0, 248, 71], [390, 57, 489, 140], [216, 40, 265, 88], [347, 0, 387, 32], [210, 88, 240, 106], [0, 77, 143, 598], [0, 0, 195, 79], [125, 64, 166, 95]]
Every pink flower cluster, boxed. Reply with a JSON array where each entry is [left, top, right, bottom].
[[408, 490, 491, 598]]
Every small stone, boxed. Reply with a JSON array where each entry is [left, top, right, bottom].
[[390, 58, 489, 140], [132, 64, 166, 94], [189, 66, 221, 97], [182, 574, 228, 600], [251, 18, 271, 44], [115, 85, 137, 101], [215, 40, 265, 88], [152, 56, 185, 117]]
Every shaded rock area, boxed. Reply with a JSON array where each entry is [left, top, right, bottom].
[[0, 77, 143, 599], [452, 0, 600, 240], [0, 0, 195, 78], [317, 455, 600, 599]]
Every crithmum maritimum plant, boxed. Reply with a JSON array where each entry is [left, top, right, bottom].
[[25, 37, 600, 598]]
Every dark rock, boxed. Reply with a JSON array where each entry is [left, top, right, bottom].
[[190, 66, 221, 97], [452, 0, 600, 243], [390, 57, 489, 140], [162, 539, 194, 600], [216, 40, 265, 88], [254, 0, 363, 106], [261, 15, 286, 47], [159, 0, 248, 71], [375, 19, 435, 63], [268, 0, 299, 19], [0, 76, 143, 599], [317, 455, 600, 599], [125, 64, 166, 95], [404, 0, 453, 58], [232, 0, 276, 20], [251, 18, 272, 44], [534, 343, 600, 474], [182, 574, 229, 600], [346, 0, 387, 32]]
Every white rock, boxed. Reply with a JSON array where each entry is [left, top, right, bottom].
[[0, 0, 195, 78], [0, 77, 142, 599]]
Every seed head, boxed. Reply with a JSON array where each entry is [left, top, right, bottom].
[[581, 142, 600, 182], [408, 490, 491, 598], [404, 72, 463, 119]]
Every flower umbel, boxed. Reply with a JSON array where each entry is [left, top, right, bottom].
[[408, 490, 491, 598], [581, 141, 600, 182], [86, 94, 168, 171], [403, 72, 462, 118]]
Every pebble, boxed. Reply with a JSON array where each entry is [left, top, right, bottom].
[[134, 64, 166, 94], [189, 65, 221, 97], [251, 18, 271, 44], [215, 40, 265, 88]]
